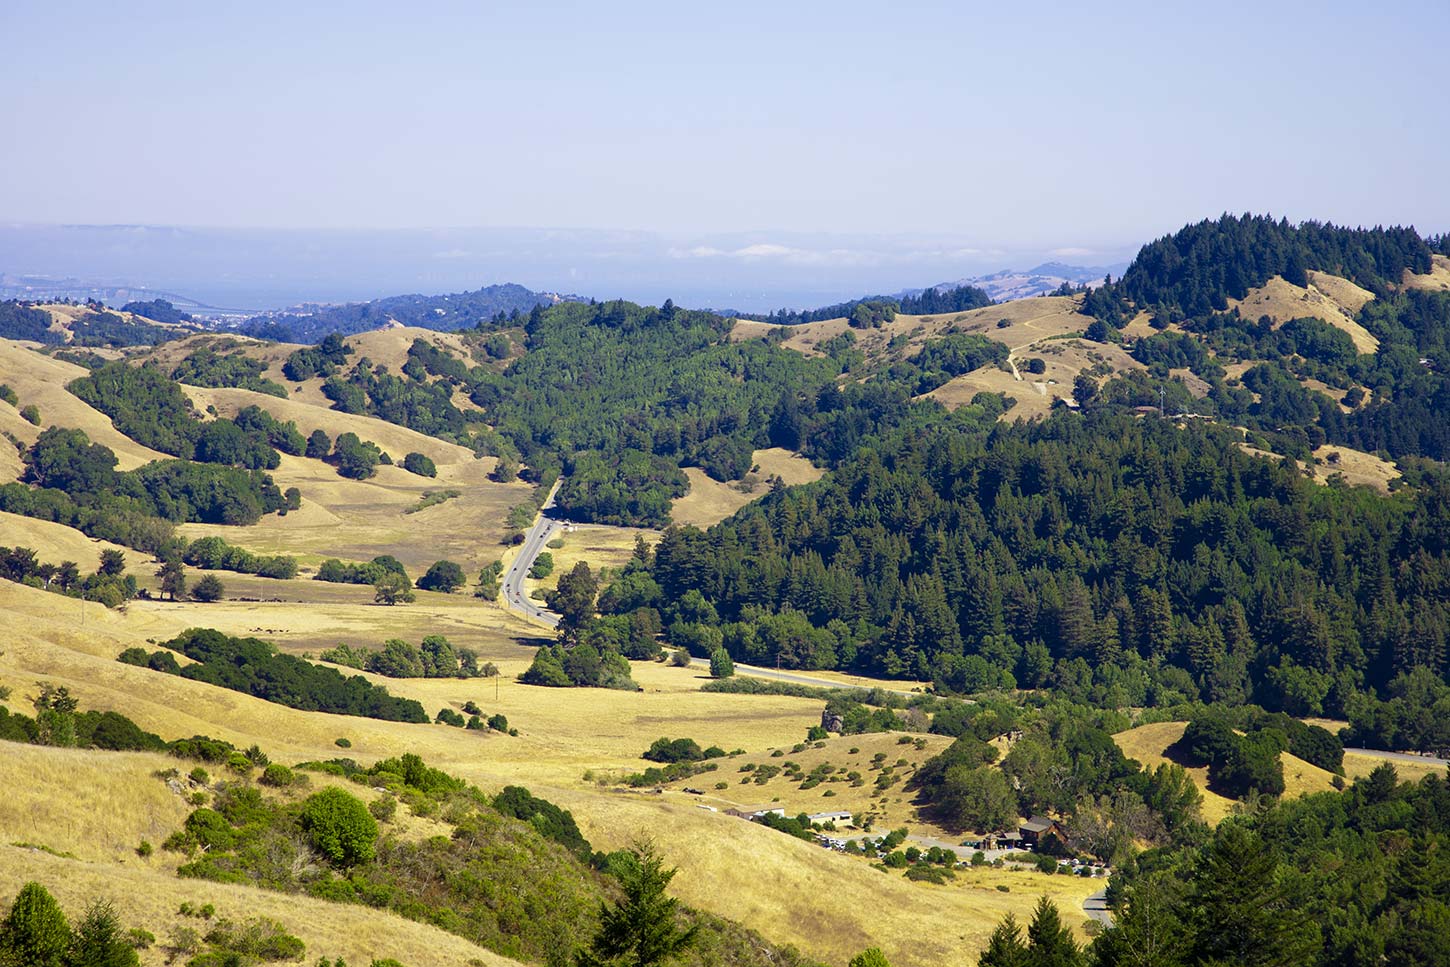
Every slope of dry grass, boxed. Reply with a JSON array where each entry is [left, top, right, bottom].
[[1229, 275, 1379, 354], [0, 570, 1094, 966], [0, 510, 133, 570], [0, 340, 171, 469], [671, 448, 823, 527], [1403, 254, 1450, 293], [0, 844, 522, 967], [1113, 721, 1344, 825], [639, 730, 956, 836]]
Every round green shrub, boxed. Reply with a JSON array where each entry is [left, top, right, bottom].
[[300, 787, 378, 867]]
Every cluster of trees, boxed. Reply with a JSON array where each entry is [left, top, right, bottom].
[[0, 544, 136, 607], [624, 410, 1450, 746], [248, 284, 553, 342], [1073, 765, 1450, 967], [182, 535, 298, 579], [6, 428, 286, 541], [519, 643, 636, 690], [319, 635, 487, 678], [68, 310, 177, 348], [281, 332, 352, 380], [1177, 717, 1289, 798], [0, 300, 64, 343], [739, 283, 992, 325], [121, 298, 193, 323], [0, 682, 166, 752], [0, 882, 143, 967], [316, 555, 410, 587], [400, 451, 436, 477], [1085, 214, 1432, 326], [135, 628, 429, 723], [417, 559, 465, 592], [642, 737, 726, 763], [323, 359, 470, 440], [1342, 667, 1450, 754], [472, 299, 841, 522], [69, 362, 283, 468], [908, 333, 1009, 394], [171, 345, 288, 397], [329, 431, 384, 479]]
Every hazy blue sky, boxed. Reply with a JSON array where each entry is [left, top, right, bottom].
[[1, 1, 1446, 306]]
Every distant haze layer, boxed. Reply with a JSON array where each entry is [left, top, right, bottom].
[[0, 223, 1132, 314]]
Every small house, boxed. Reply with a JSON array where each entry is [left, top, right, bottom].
[[1019, 815, 1065, 848]]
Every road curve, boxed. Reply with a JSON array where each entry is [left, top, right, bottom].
[[688, 658, 920, 699], [1083, 890, 1112, 927], [1345, 747, 1450, 768], [502, 483, 562, 628]]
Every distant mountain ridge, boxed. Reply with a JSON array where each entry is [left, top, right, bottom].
[[934, 261, 1128, 302], [234, 282, 583, 342]]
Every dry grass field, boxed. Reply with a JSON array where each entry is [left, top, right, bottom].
[[0, 843, 523, 967], [928, 338, 1142, 421], [0, 571, 1099, 966], [730, 296, 1091, 363], [1235, 440, 1398, 493], [1311, 444, 1399, 491], [670, 448, 824, 527], [524, 523, 655, 596], [1228, 275, 1380, 354], [640, 730, 957, 836], [176, 449, 528, 575], [0, 510, 132, 570], [1403, 254, 1450, 293], [1112, 721, 1355, 826], [0, 340, 170, 470]]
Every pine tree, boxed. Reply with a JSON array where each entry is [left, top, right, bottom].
[[977, 914, 1028, 967], [579, 844, 696, 967], [68, 899, 139, 967], [1185, 824, 1318, 966], [1025, 895, 1084, 967], [1, 882, 71, 967]]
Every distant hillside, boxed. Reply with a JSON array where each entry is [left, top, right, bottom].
[[0, 299, 194, 347], [237, 283, 578, 342], [933, 261, 1127, 302]]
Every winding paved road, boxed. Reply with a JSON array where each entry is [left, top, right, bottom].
[[502, 483, 562, 628], [687, 658, 920, 699], [1345, 747, 1450, 767]]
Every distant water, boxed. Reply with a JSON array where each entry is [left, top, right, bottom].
[[0, 223, 1129, 314]]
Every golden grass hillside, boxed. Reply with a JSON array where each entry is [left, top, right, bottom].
[[928, 338, 1142, 421], [0, 510, 132, 569], [731, 296, 1090, 362], [0, 340, 171, 471], [1112, 721, 1345, 825], [128, 332, 294, 370], [670, 447, 824, 527], [1404, 253, 1450, 293], [1228, 275, 1379, 354], [0, 844, 523, 967], [641, 730, 957, 838], [176, 450, 528, 574], [1312, 444, 1399, 491], [0, 574, 1091, 967]]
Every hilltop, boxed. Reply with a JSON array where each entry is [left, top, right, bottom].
[[236, 283, 577, 342]]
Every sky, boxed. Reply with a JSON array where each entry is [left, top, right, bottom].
[[1, 0, 1446, 309]]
